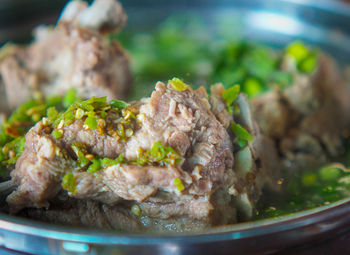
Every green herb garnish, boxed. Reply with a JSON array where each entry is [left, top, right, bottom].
[[45, 95, 61, 107], [138, 141, 182, 166], [71, 142, 90, 168], [110, 99, 129, 109], [244, 78, 263, 97], [0, 89, 81, 175], [47, 107, 59, 123], [169, 77, 190, 92], [150, 141, 166, 161], [231, 123, 253, 148], [319, 165, 342, 182], [63, 88, 77, 108], [84, 116, 98, 130], [51, 129, 63, 139], [222, 84, 240, 107], [62, 172, 77, 193], [102, 154, 124, 168], [87, 157, 102, 173], [173, 177, 185, 192], [3, 136, 26, 164], [299, 54, 317, 73], [131, 204, 142, 216], [51, 96, 137, 141], [134, 142, 182, 167], [286, 41, 309, 63], [286, 41, 318, 74], [81, 96, 108, 111]]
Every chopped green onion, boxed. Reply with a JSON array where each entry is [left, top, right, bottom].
[[100, 111, 107, 119], [51, 129, 63, 139], [165, 146, 178, 157], [75, 108, 85, 119], [71, 143, 90, 168], [231, 123, 253, 147], [299, 54, 317, 73], [80, 102, 94, 112], [101, 158, 115, 168], [47, 107, 59, 123], [286, 41, 318, 74], [117, 123, 125, 138], [101, 154, 124, 168], [62, 172, 77, 193], [16, 137, 26, 154], [286, 41, 309, 63], [150, 141, 166, 161], [237, 139, 247, 148], [31, 113, 42, 122], [49, 95, 137, 141], [222, 84, 240, 107], [319, 166, 341, 182], [169, 77, 190, 92], [45, 95, 61, 107], [115, 154, 125, 164], [174, 177, 185, 192], [63, 88, 77, 108], [134, 143, 181, 167], [125, 128, 133, 137], [84, 116, 98, 130], [122, 109, 136, 120], [272, 71, 293, 89], [131, 204, 141, 216], [110, 99, 129, 109], [63, 110, 74, 126], [3, 136, 25, 161], [7, 156, 17, 165], [5, 136, 25, 164], [81, 96, 107, 111], [87, 158, 102, 173], [136, 156, 147, 166], [244, 78, 263, 97]]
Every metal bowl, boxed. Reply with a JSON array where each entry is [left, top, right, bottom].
[[1, 0, 350, 254], [0, 197, 350, 254]]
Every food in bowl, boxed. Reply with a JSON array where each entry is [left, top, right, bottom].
[[0, 0, 350, 233], [0, 0, 130, 114]]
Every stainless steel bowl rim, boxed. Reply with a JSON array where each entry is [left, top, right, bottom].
[[1, 0, 350, 252], [1, 196, 350, 245]]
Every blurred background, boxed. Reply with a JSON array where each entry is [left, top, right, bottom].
[[0, 0, 349, 45], [1, 0, 349, 100], [0, 0, 66, 45]]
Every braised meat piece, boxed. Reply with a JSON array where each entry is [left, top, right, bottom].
[[7, 80, 278, 231], [252, 54, 350, 171], [210, 84, 280, 220], [8, 81, 234, 230], [0, 0, 131, 113]]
